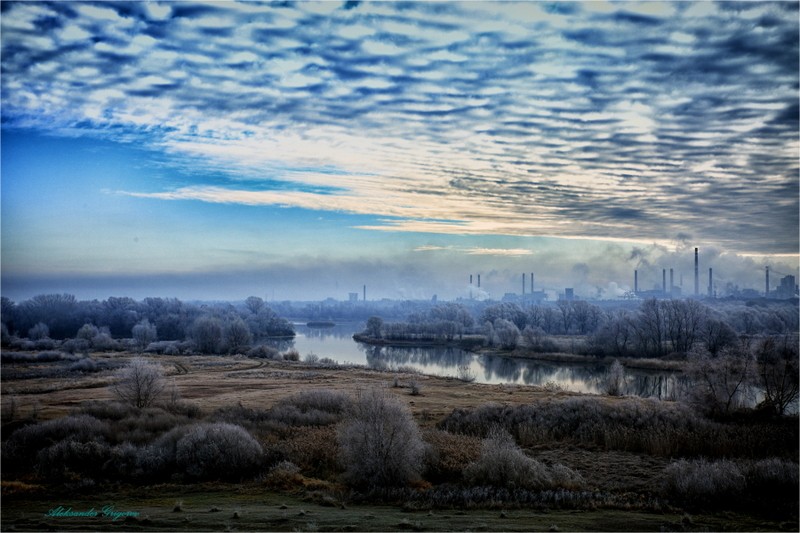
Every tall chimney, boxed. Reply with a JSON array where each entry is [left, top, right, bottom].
[[522, 273, 526, 296], [766, 266, 770, 297], [708, 268, 713, 298], [694, 248, 699, 297], [477, 274, 481, 288], [470, 274, 473, 285], [662, 269, 667, 294], [634, 270, 638, 293], [531, 273, 534, 293], [363, 284, 366, 302], [669, 268, 674, 296]]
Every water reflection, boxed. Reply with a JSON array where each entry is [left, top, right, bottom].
[[261, 323, 761, 405]]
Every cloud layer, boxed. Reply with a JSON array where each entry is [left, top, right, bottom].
[[2, 1, 798, 254]]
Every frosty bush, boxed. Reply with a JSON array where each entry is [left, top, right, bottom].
[[338, 388, 426, 489], [4, 415, 110, 467], [463, 427, 583, 490], [662, 458, 746, 506], [246, 344, 280, 359], [604, 359, 626, 396], [175, 422, 263, 481]]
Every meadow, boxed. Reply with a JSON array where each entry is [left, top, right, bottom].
[[2, 348, 797, 532]]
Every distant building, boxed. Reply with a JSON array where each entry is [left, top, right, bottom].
[[348, 292, 359, 303], [776, 275, 797, 299], [560, 288, 574, 301]]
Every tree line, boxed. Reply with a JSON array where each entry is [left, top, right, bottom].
[[1, 294, 293, 355]]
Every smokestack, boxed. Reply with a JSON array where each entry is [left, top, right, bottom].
[[766, 266, 770, 297], [477, 274, 481, 288], [663, 269, 667, 294], [531, 273, 534, 293], [522, 273, 526, 296], [363, 284, 366, 302], [708, 268, 713, 298], [634, 269, 638, 293], [470, 274, 473, 285], [669, 268, 674, 296], [694, 248, 699, 297]]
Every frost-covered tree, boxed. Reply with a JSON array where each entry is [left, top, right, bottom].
[[224, 317, 252, 354], [755, 335, 799, 415], [244, 296, 265, 315], [112, 357, 166, 408], [191, 316, 223, 354], [132, 319, 157, 352], [365, 316, 383, 338], [28, 322, 50, 340], [493, 318, 520, 350]]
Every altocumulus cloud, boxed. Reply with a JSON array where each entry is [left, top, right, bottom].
[[2, 1, 798, 254]]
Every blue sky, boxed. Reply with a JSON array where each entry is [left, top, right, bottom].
[[2, 1, 798, 301]]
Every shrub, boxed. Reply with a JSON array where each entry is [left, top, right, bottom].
[[37, 438, 116, 481], [69, 357, 99, 373], [264, 460, 303, 490], [270, 389, 352, 427], [604, 359, 626, 396], [175, 422, 263, 481], [4, 415, 110, 467], [60, 338, 88, 354], [338, 388, 426, 490], [145, 341, 182, 355], [423, 430, 482, 483], [304, 352, 320, 364], [111, 357, 166, 409], [662, 459, 746, 507], [463, 427, 583, 490], [247, 345, 279, 359], [456, 364, 476, 383], [28, 322, 49, 340], [439, 396, 799, 459], [136, 424, 194, 479], [283, 348, 300, 361], [76, 323, 100, 341]]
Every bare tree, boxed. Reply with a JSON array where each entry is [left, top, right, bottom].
[[132, 319, 157, 353], [224, 317, 252, 354], [556, 300, 574, 334], [686, 345, 756, 416], [191, 316, 223, 354], [663, 299, 704, 354], [112, 357, 166, 408], [244, 296, 265, 315], [755, 335, 799, 415], [365, 316, 383, 338]]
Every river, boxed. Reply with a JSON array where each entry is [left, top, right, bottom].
[[262, 322, 703, 401]]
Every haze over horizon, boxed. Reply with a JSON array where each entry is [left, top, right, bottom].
[[2, 1, 798, 302]]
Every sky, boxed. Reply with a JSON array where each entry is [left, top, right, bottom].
[[1, 0, 798, 302]]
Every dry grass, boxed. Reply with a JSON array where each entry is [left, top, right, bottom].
[[2, 353, 559, 422]]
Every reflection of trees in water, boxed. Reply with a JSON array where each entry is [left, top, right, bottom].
[[261, 338, 295, 352], [367, 346, 473, 368], [624, 372, 688, 401], [299, 324, 358, 341]]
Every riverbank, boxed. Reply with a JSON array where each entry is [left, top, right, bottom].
[[354, 333, 686, 372], [471, 347, 687, 372], [352, 333, 485, 350]]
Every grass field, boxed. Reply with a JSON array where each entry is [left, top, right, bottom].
[[1, 352, 797, 531]]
